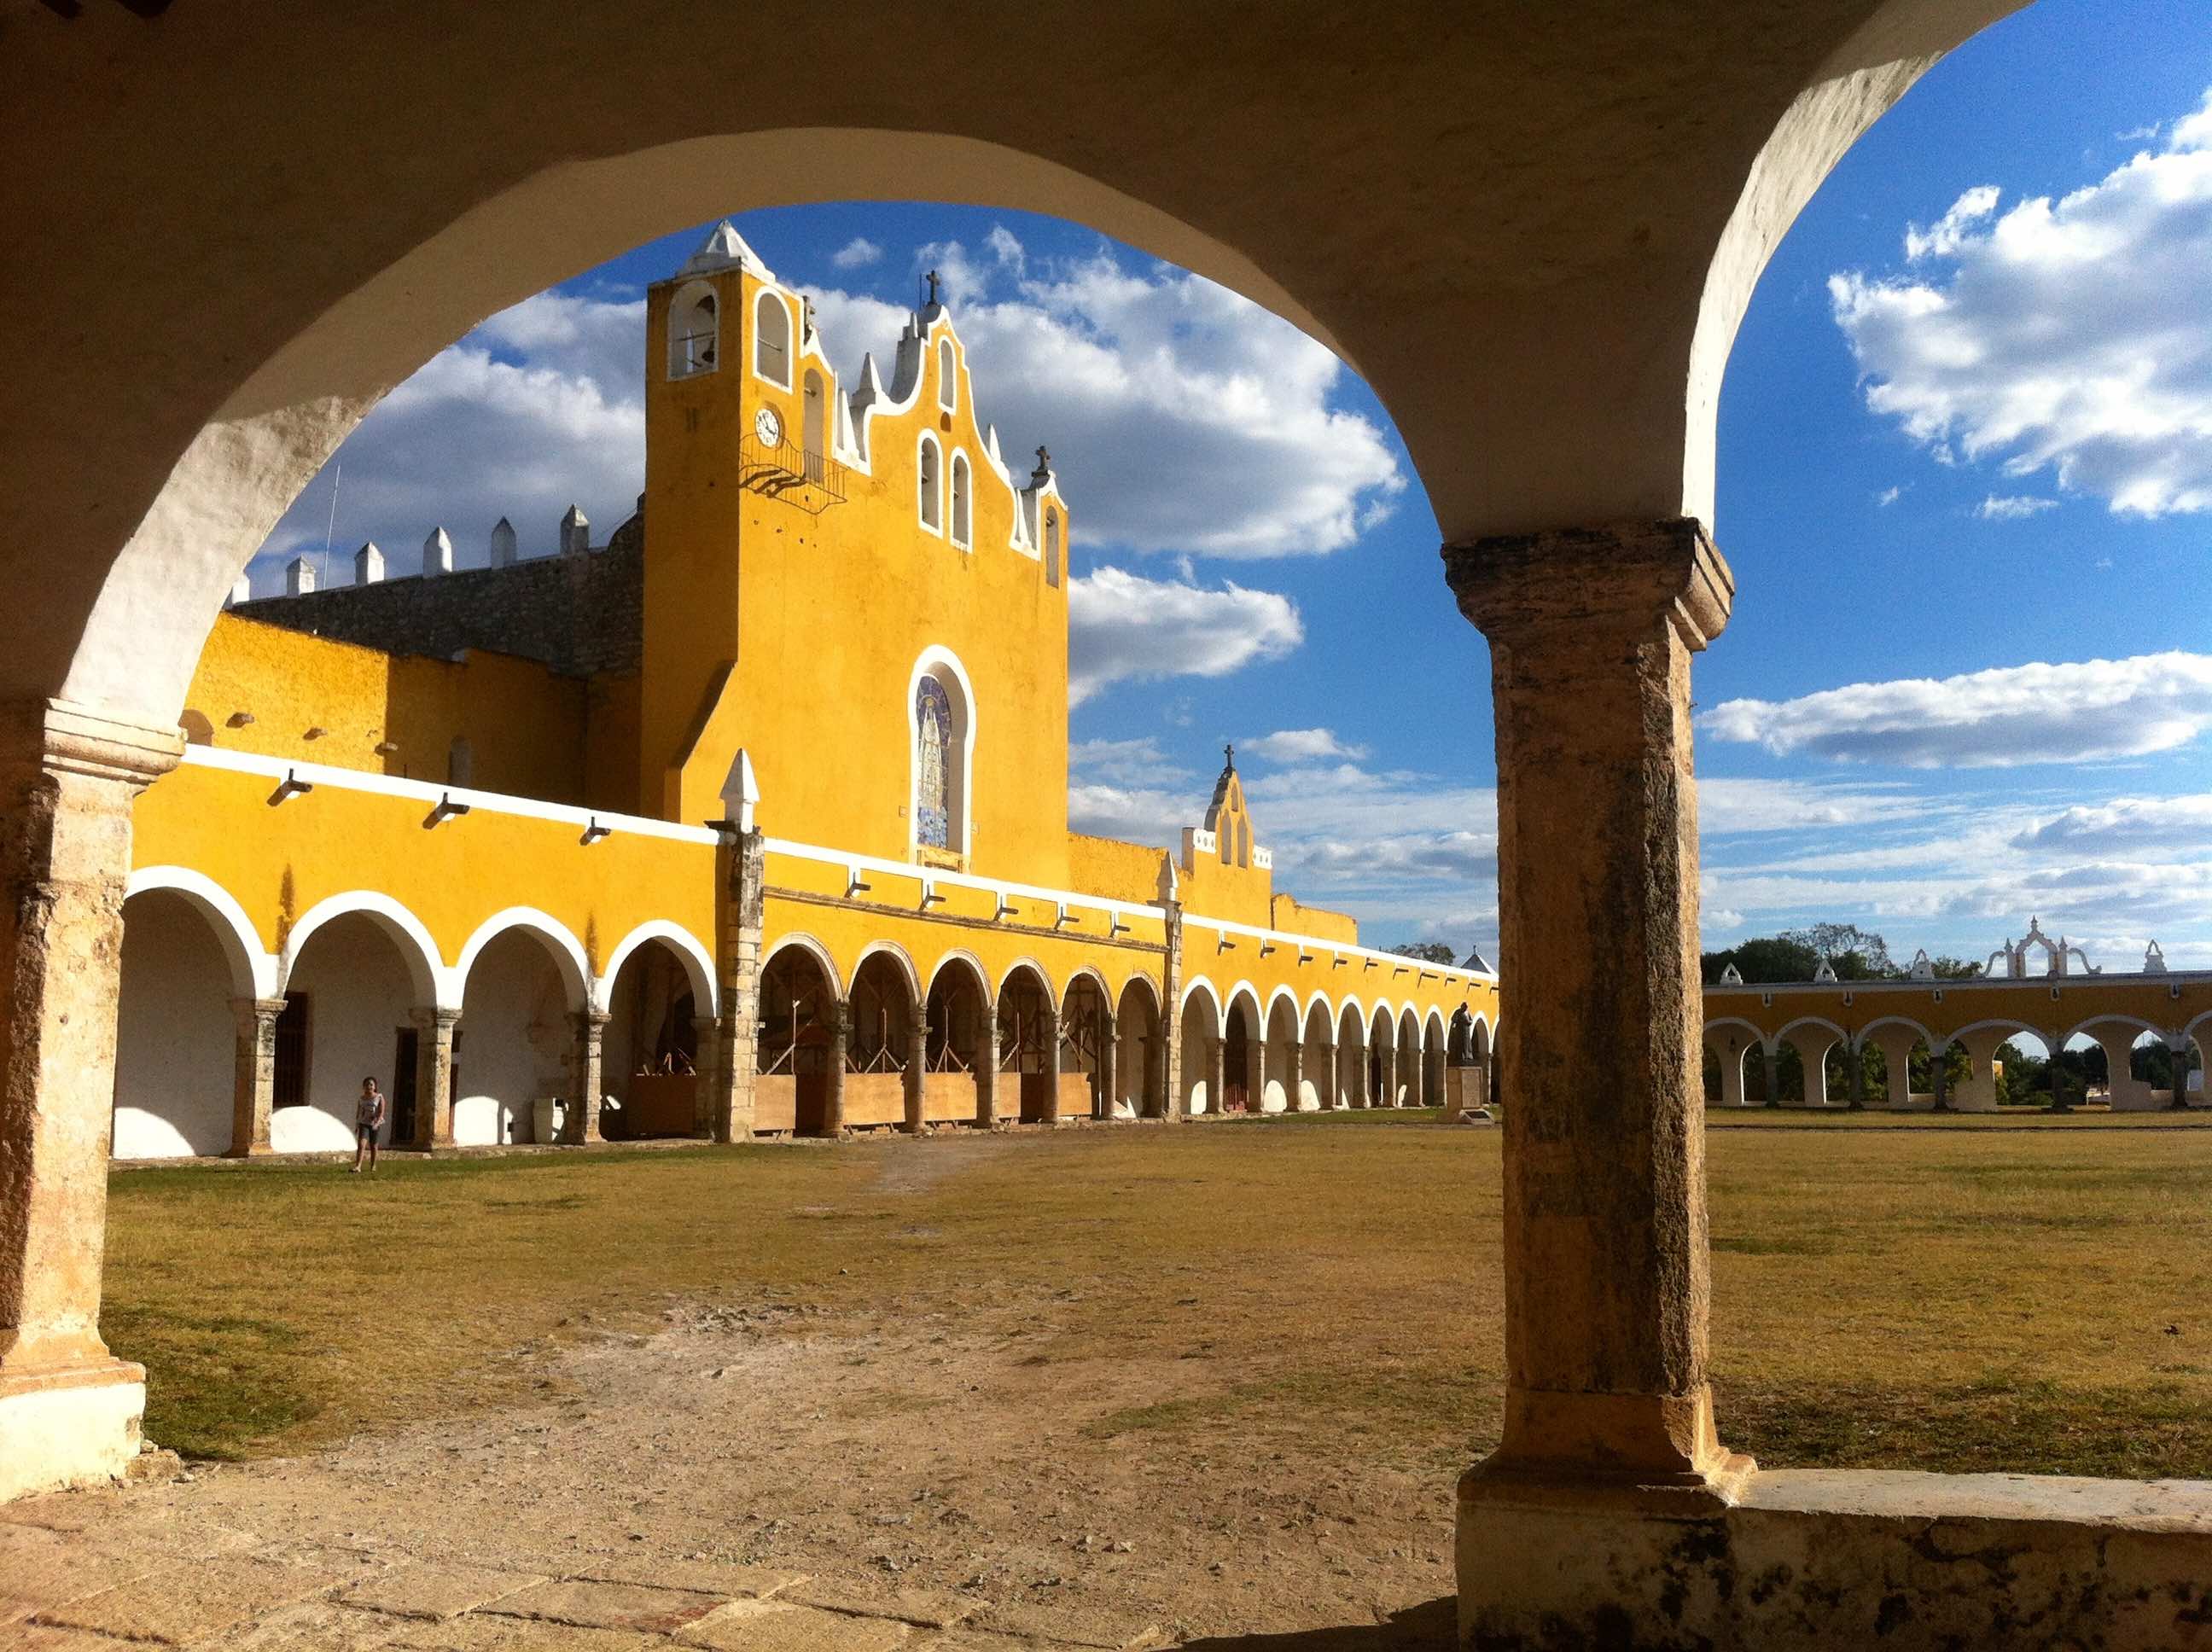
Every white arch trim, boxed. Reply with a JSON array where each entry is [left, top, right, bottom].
[[1114, 972, 1162, 1022], [925, 947, 993, 1003], [1062, 963, 1115, 1011], [907, 644, 976, 861], [454, 906, 591, 1009], [996, 955, 1055, 1007], [851, 939, 924, 1005], [1946, 1019, 2058, 1053], [282, 889, 451, 1007], [2058, 1015, 2171, 1048], [761, 933, 846, 1002], [1179, 974, 1224, 1035], [1224, 979, 1265, 1028], [1336, 993, 1371, 1032], [597, 919, 718, 1018], [1856, 1015, 1937, 1047], [125, 865, 278, 1000], [1775, 1015, 1848, 1048], [1423, 1007, 1448, 1043], [1263, 985, 1302, 1032]]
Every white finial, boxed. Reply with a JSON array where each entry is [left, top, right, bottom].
[[678, 220, 774, 281], [422, 526, 453, 577], [720, 747, 761, 833], [353, 541, 384, 585], [560, 504, 590, 557], [1720, 963, 1743, 985], [285, 556, 316, 596], [2145, 939, 2168, 974], [490, 516, 518, 568], [1813, 957, 1837, 983]]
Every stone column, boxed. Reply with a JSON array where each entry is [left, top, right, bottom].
[[1709, 1038, 1744, 1108], [409, 1007, 460, 1147], [1246, 1036, 1267, 1114], [1375, 1038, 1395, 1109], [1284, 1034, 1303, 1113], [713, 826, 765, 1143], [1035, 1001, 1062, 1125], [975, 998, 999, 1127], [1159, 915, 1184, 1121], [568, 1010, 609, 1143], [1871, 1027, 1920, 1108], [0, 701, 183, 1499], [902, 997, 926, 1132], [2093, 1027, 2146, 1110], [1444, 517, 1749, 1503], [690, 1014, 723, 1138], [2170, 1033, 2194, 1108], [2046, 1032, 2072, 1112], [822, 1000, 851, 1137], [229, 996, 285, 1157], [1097, 1009, 1117, 1120], [1206, 1026, 1225, 1120], [1145, 1015, 1168, 1120]]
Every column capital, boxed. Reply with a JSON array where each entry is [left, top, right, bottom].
[[575, 1009, 613, 1032], [1, 698, 186, 788], [410, 1005, 462, 1033], [1441, 517, 1733, 652]]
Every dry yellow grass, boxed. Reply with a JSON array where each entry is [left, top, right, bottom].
[[102, 1112, 2212, 1480]]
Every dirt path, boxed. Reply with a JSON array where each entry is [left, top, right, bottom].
[[9, 1283, 1458, 1648]]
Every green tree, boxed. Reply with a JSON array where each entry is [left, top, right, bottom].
[[1389, 941, 1458, 964], [1702, 935, 1819, 985], [1781, 922, 1895, 978]]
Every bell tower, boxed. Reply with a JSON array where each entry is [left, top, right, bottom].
[[639, 221, 778, 820]]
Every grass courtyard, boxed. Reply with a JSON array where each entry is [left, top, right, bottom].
[[105, 1110, 2212, 1480]]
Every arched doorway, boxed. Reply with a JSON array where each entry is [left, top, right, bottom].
[[1336, 1003, 1366, 1109], [847, 950, 917, 1131], [758, 944, 835, 1137], [1179, 985, 1220, 1116], [997, 964, 1056, 1124], [1060, 974, 1110, 1121], [1114, 977, 1162, 1118], [1222, 992, 1260, 1114], [601, 936, 704, 1141], [1422, 1011, 1447, 1108], [1368, 1006, 1395, 1107], [1262, 994, 1300, 1113], [111, 888, 254, 1159], [1300, 999, 1335, 1111], [453, 923, 589, 1146], [277, 908, 440, 1154], [923, 956, 992, 1126]]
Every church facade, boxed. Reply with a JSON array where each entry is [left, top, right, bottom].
[[114, 224, 1496, 1160]]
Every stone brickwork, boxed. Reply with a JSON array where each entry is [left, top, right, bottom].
[[237, 516, 643, 678]]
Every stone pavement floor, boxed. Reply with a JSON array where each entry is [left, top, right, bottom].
[[0, 1510, 1175, 1651]]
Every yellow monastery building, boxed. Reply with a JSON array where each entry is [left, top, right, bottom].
[[114, 224, 1498, 1160]]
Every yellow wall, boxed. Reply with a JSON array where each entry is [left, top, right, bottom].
[[134, 758, 713, 984], [1271, 893, 1358, 945], [642, 265, 1072, 884], [180, 614, 590, 806], [1179, 914, 1498, 1039], [1067, 833, 1168, 905]]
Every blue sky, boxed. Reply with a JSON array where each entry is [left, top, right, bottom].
[[253, 0, 2212, 970]]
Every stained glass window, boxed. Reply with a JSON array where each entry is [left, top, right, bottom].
[[916, 676, 952, 849]]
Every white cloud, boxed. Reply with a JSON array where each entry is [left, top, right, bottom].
[[1831, 89, 2212, 517], [1067, 566, 1301, 706], [1703, 909, 1745, 933], [830, 236, 883, 270], [1699, 652, 2212, 768], [1695, 777, 1924, 833], [1875, 485, 1904, 507], [1976, 492, 2058, 520], [2010, 794, 2212, 852], [251, 291, 647, 585], [1241, 728, 1368, 765], [806, 230, 1405, 556]]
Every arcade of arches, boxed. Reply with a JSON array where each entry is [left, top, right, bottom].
[[11, 3, 2209, 1647]]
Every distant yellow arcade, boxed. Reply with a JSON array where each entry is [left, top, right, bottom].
[[119, 223, 1498, 1160]]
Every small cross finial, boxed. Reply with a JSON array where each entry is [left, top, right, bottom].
[[924, 269, 941, 305], [1224, 742, 1235, 770], [1034, 444, 1051, 474]]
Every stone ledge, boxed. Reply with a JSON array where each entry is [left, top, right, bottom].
[[1459, 1465, 2212, 1650]]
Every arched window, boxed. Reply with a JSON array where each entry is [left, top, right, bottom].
[[911, 654, 971, 859], [938, 339, 956, 410], [917, 435, 942, 532], [668, 283, 717, 378], [916, 677, 952, 851], [1045, 509, 1061, 587], [950, 453, 970, 546], [802, 371, 825, 483], [754, 290, 790, 387]]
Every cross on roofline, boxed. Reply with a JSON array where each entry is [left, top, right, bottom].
[[924, 269, 940, 305]]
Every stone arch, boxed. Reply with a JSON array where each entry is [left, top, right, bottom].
[[1222, 983, 1264, 1114], [1396, 1007, 1421, 1107], [1059, 970, 1112, 1120], [1113, 974, 1163, 1119], [1261, 988, 1301, 1113], [124, 864, 273, 999], [597, 918, 716, 1017], [996, 960, 1057, 1122], [923, 950, 992, 1124], [1774, 1015, 1848, 1108], [280, 890, 446, 1007], [847, 948, 919, 1127], [112, 883, 258, 1158], [760, 933, 846, 1003], [1336, 998, 1367, 1109], [1423, 1008, 1447, 1108], [453, 907, 591, 1013], [1297, 995, 1335, 1111], [853, 939, 924, 1010], [1179, 978, 1222, 1115]]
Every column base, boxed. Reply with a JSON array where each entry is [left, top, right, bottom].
[[0, 1358, 145, 1501], [223, 1143, 276, 1159], [1458, 1466, 2212, 1650]]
